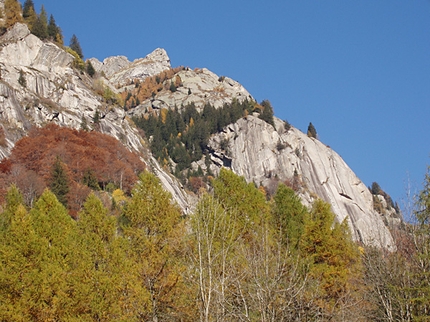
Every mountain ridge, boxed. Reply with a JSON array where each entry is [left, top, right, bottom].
[[0, 22, 396, 248]]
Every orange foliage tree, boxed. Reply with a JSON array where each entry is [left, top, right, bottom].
[[0, 124, 145, 214]]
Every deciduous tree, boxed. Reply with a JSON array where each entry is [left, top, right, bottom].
[[4, 0, 23, 29], [122, 171, 195, 321]]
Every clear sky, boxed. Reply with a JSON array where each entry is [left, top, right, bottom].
[[33, 0, 430, 207]]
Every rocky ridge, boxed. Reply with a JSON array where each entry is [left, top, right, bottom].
[[128, 68, 254, 117], [88, 48, 171, 86], [0, 23, 395, 248], [0, 23, 190, 211]]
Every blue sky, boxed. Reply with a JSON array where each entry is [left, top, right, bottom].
[[33, 0, 430, 206]]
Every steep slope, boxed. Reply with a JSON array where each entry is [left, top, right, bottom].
[[0, 23, 190, 211], [0, 23, 395, 248], [208, 116, 394, 248], [129, 67, 253, 115]]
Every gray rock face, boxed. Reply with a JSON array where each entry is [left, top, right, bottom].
[[129, 67, 253, 117], [208, 115, 395, 249], [0, 23, 395, 249], [0, 24, 190, 212], [88, 56, 130, 78], [88, 48, 171, 87]]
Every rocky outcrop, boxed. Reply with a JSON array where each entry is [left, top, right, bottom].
[[128, 67, 253, 117], [0, 24, 190, 212], [208, 115, 395, 249], [88, 48, 171, 87]]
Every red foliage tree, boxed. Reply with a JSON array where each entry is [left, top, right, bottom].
[[0, 124, 145, 212]]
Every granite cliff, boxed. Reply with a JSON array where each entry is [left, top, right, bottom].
[[0, 23, 395, 248], [207, 116, 394, 247], [0, 23, 191, 211]]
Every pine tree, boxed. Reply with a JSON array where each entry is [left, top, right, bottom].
[[22, 0, 36, 30], [4, 0, 24, 29], [49, 156, 70, 207], [31, 5, 48, 39], [93, 109, 100, 124], [47, 14, 58, 39], [259, 99, 275, 128], [307, 122, 317, 139], [86, 60, 96, 77], [69, 34, 83, 59], [22, 0, 34, 18]]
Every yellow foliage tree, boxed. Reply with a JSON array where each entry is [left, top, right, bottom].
[[122, 171, 196, 320], [4, 0, 23, 29]]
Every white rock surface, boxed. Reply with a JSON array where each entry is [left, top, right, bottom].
[[89, 48, 171, 87], [208, 115, 395, 249], [0, 24, 190, 212], [129, 67, 253, 117], [88, 55, 130, 78], [0, 23, 395, 248]]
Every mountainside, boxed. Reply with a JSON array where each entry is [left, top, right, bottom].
[[0, 23, 396, 248], [0, 23, 190, 210], [208, 116, 394, 247]]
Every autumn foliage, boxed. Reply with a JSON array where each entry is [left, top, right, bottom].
[[120, 67, 185, 109], [0, 124, 145, 214]]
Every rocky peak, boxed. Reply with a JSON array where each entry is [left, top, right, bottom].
[[88, 55, 130, 78], [88, 48, 171, 88], [0, 22, 30, 45]]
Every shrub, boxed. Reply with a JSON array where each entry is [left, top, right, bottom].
[[65, 47, 85, 71], [169, 81, 177, 92], [0, 127, 7, 147], [18, 70, 27, 88]]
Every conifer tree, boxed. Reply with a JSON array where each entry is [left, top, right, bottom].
[[0, 185, 23, 233], [77, 193, 147, 320], [272, 183, 308, 249], [0, 190, 79, 320], [122, 171, 195, 320], [4, 0, 24, 29], [49, 156, 70, 207], [300, 199, 361, 315], [307, 122, 317, 139], [259, 99, 275, 128], [22, 0, 34, 18], [22, 0, 36, 30], [31, 5, 48, 39], [86, 60, 96, 77], [69, 34, 83, 59], [47, 14, 58, 39]]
